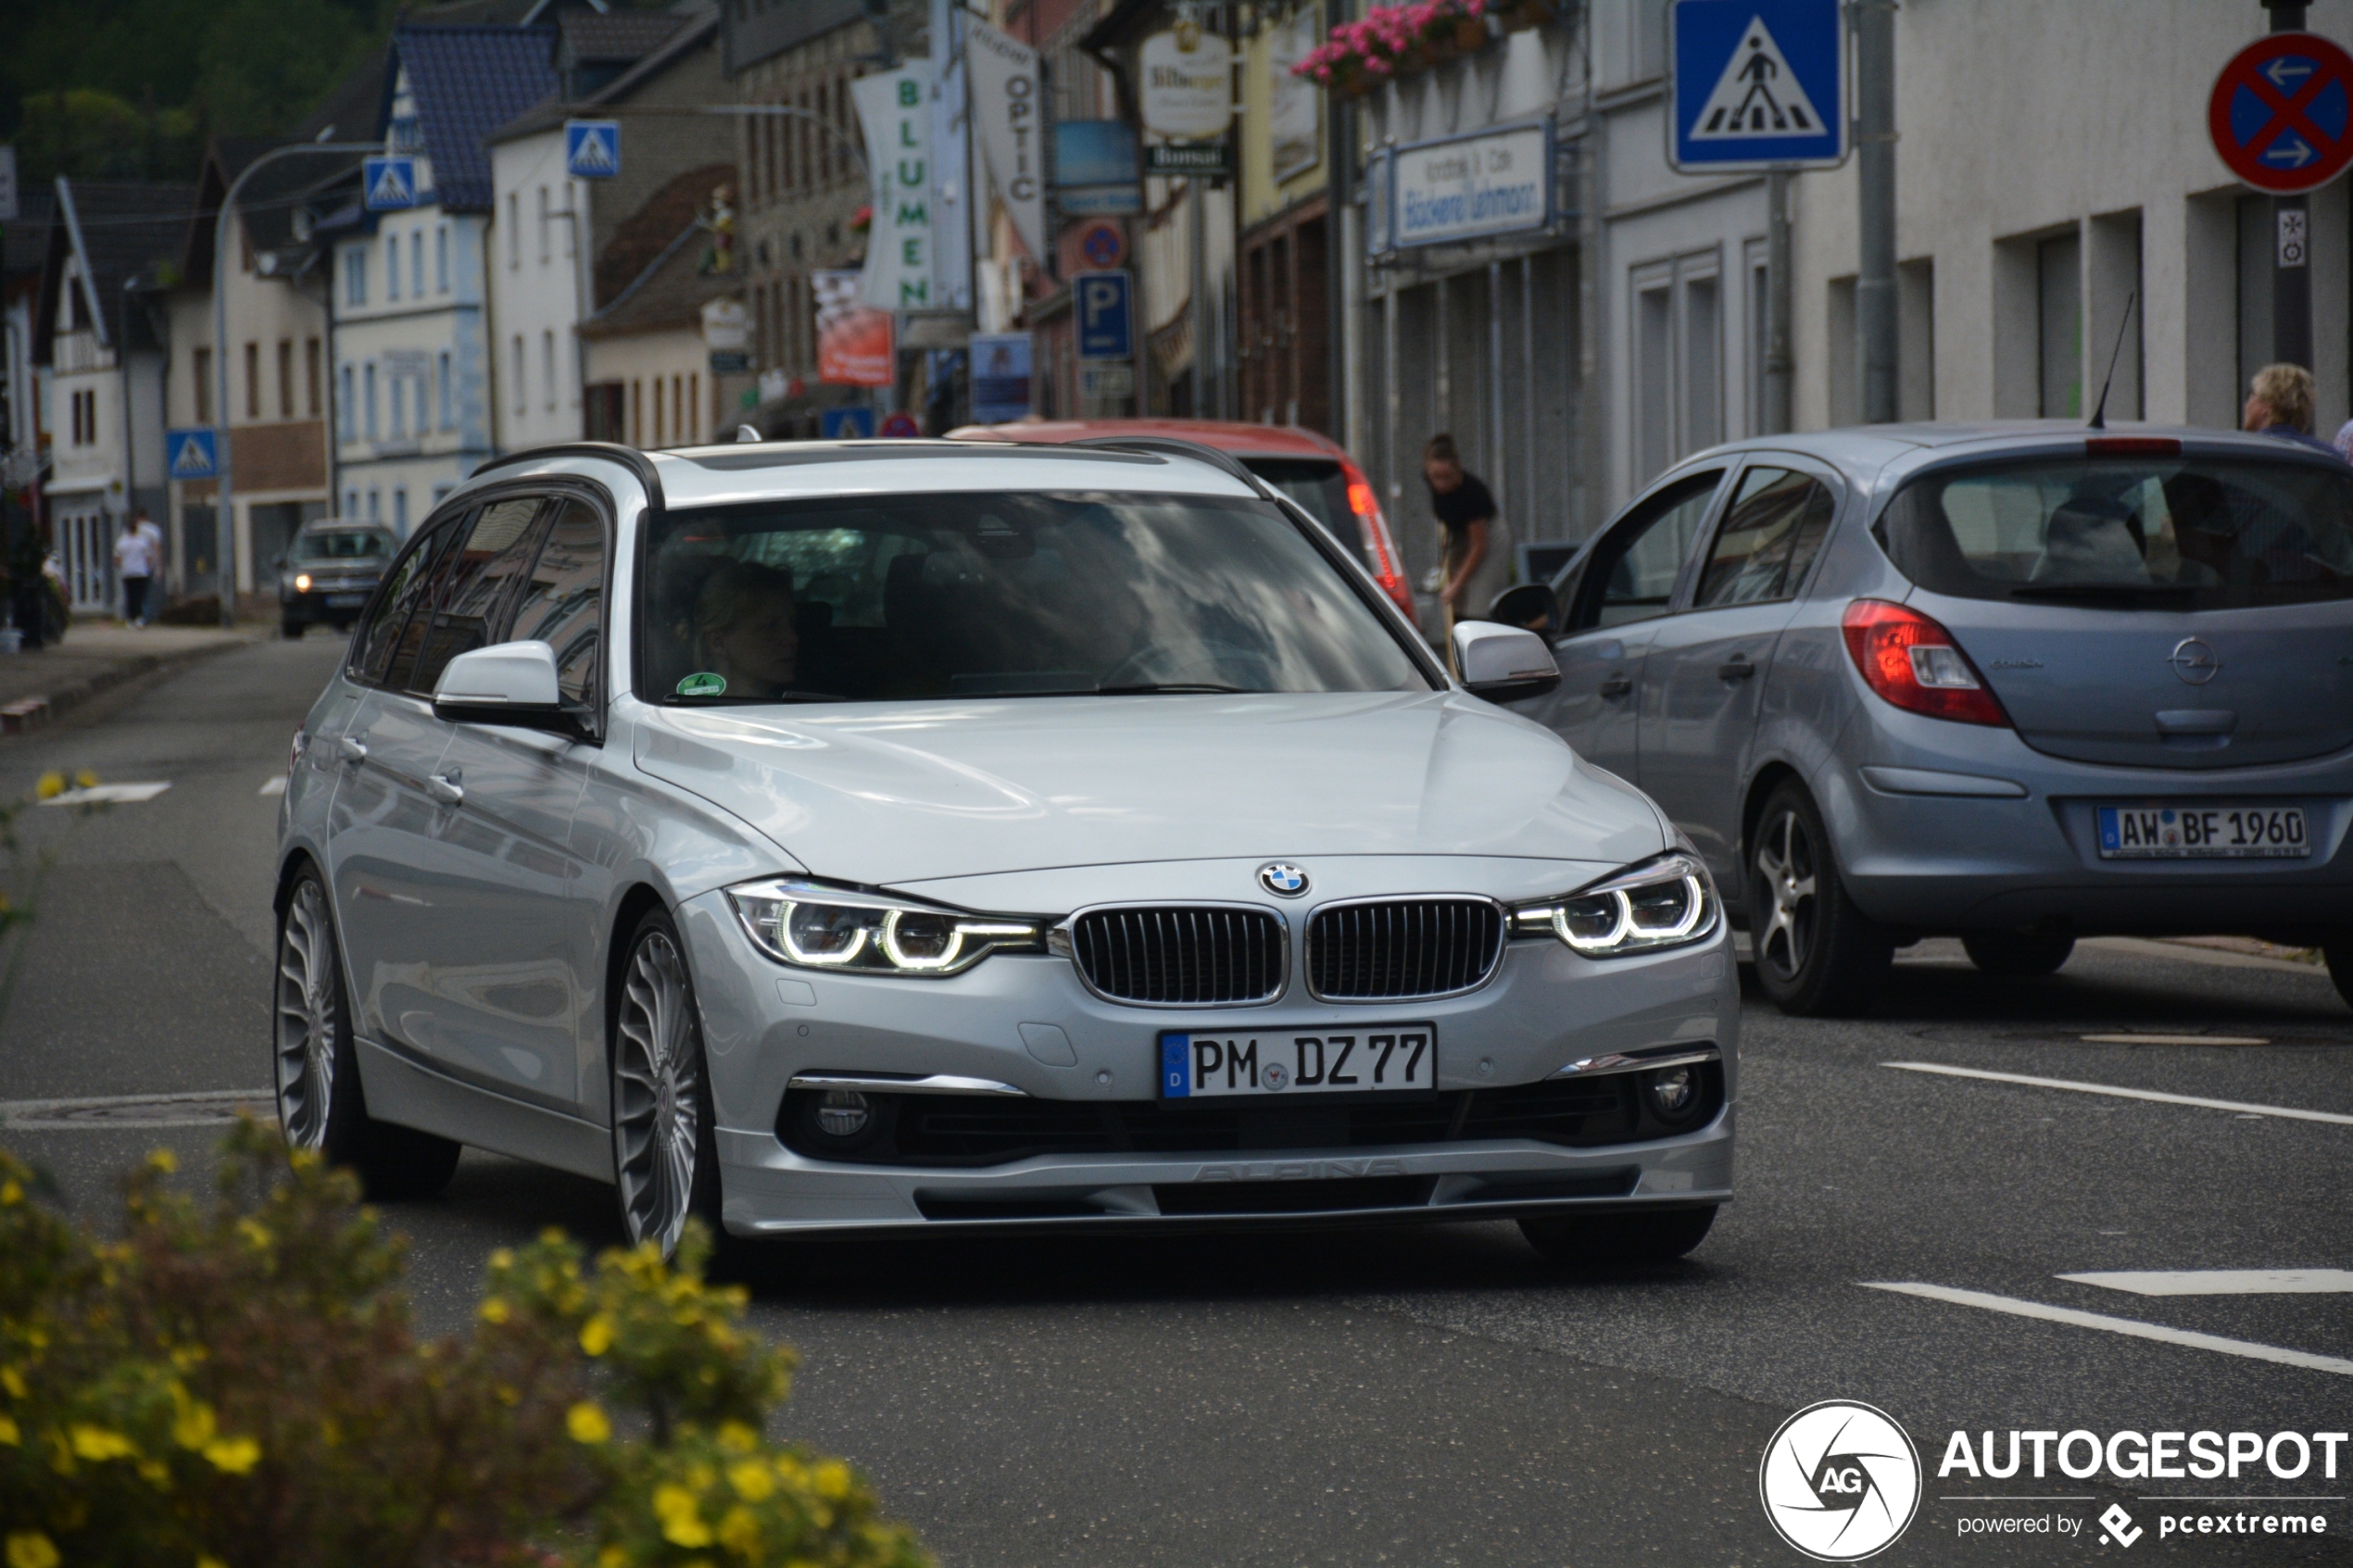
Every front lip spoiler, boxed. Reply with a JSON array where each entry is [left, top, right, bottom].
[[729, 1189, 1733, 1239]]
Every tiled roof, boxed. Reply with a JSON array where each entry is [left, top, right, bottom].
[[394, 24, 560, 212], [490, 11, 719, 144], [560, 9, 690, 64]]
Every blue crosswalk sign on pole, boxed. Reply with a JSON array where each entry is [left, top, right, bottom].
[[362, 156, 418, 210], [1669, 0, 1846, 172], [566, 120, 621, 180], [165, 428, 219, 481]]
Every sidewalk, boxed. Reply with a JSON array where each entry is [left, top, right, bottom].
[[0, 622, 263, 735]]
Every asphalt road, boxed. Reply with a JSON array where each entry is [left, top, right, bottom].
[[2, 640, 2348, 1566]]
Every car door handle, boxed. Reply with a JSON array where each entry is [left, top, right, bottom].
[[336, 736, 368, 765], [1716, 658, 1756, 682], [1598, 674, 1633, 698], [427, 770, 463, 806]]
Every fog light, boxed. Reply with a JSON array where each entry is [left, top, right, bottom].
[[814, 1090, 871, 1137], [1643, 1065, 1696, 1120]]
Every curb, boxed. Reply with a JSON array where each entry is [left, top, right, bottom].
[[0, 633, 264, 739]]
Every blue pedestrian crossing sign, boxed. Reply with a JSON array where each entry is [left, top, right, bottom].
[[566, 120, 621, 180], [166, 427, 219, 480], [362, 156, 418, 211], [821, 407, 875, 440], [1669, 0, 1846, 172]]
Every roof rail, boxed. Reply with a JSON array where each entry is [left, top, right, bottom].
[[1063, 433, 1268, 495], [472, 441, 666, 512]]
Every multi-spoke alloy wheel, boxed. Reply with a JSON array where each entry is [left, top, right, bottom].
[[275, 876, 340, 1148], [613, 920, 711, 1256], [1753, 807, 1818, 984]]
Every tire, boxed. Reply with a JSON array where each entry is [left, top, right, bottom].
[[1747, 780, 1894, 1016], [1519, 1206, 1717, 1267], [610, 906, 722, 1258], [273, 868, 461, 1199], [281, 617, 306, 639], [1962, 931, 2076, 977], [2323, 934, 2353, 1012]]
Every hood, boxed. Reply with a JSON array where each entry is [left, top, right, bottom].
[[630, 692, 1666, 888]]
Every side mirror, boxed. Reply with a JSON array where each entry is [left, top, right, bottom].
[[432, 640, 586, 738], [1452, 621, 1561, 703]]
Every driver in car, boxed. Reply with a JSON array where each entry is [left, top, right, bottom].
[[688, 560, 799, 698]]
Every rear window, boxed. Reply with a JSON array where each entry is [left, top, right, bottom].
[[1877, 456, 2353, 609], [1241, 458, 1365, 557]]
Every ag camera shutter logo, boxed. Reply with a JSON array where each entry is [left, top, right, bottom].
[[1759, 1400, 1922, 1561]]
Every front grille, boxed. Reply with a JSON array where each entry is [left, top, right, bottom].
[[776, 1071, 1726, 1169], [1069, 906, 1285, 1005], [1305, 898, 1505, 1000]]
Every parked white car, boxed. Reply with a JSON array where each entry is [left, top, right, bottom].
[[274, 437, 1735, 1263]]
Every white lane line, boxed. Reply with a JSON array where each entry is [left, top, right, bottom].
[[40, 781, 172, 805], [258, 775, 286, 797], [1859, 1283, 2353, 1378], [2058, 1269, 2353, 1297], [2079, 1033, 2270, 1047], [1881, 1060, 2353, 1126]]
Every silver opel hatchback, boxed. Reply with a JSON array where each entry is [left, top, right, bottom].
[[274, 438, 1735, 1261], [1514, 423, 2353, 1016]]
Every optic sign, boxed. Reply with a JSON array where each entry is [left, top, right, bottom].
[[165, 427, 219, 481], [1075, 270, 1133, 361], [1668, 0, 1846, 172], [565, 119, 620, 180], [362, 156, 417, 211], [2208, 31, 2353, 194]]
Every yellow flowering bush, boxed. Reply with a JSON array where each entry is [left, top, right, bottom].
[[0, 1121, 928, 1568]]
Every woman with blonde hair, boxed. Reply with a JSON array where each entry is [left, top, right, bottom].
[[683, 559, 799, 697]]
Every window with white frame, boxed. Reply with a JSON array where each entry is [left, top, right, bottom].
[[1629, 248, 1726, 487], [364, 363, 378, 439], [346, 247, 367, 307], [339, 364, 355, 440], [438, 351, 454, 430], [411, 231, 424, 298], [508, 194, 520, 267], [436, 224, 449, 292], [537, 185, 549, 264], [386, 233, 400, 301], [542, 330, 556, 410], [512, 334, 526, 412]]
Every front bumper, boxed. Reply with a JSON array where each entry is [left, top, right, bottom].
[[1825, 706, 2353, 933], [676, 884, 1739, 1236]]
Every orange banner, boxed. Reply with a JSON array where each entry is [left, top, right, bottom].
[[814, 270, 894, 387]]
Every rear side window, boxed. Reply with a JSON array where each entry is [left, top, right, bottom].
[[1693, 467, 1835, 608], [508, 499, 607, 710], [401, 497, 551, 696], [1878, 456, 2353, 609]]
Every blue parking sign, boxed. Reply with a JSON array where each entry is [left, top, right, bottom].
[[362, 156, 417, 210], [566, 120, 621, 180], [166, 427, 218, 480], [1076, 270, 1133, 361], [1669, 0, 1846, 171]]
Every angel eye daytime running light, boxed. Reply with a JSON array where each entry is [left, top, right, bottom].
[[726, 880, 1044, 978], [1510, 852, 1718, 959]]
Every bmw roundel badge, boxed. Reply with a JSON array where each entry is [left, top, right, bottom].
[[1258, 862, 1310, 897]]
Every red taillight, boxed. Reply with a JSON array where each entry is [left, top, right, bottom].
[[1839, 599, 2009, 726], [2085, 436, 2181, 457], [1343, 465, 1416, 618]]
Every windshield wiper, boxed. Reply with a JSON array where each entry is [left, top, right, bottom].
[[1093, 682, 1255, 695], [664, 690, 849, 705]]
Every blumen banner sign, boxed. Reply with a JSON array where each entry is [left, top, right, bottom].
[[851, 69, 933, 310]]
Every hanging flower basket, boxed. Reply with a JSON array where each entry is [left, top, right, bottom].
[[1291, 0, 1499, 94]]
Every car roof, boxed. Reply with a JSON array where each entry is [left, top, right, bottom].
[[299, 519, 392, 533], [473, 438, 1265, 513], [947, 418, 1348, 462]]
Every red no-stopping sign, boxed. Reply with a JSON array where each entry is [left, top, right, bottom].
[[2210, 31, 2353, 194]]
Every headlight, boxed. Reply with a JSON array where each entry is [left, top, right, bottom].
[[725, 878, 1044, 977], [1509, 851, 1718, 959], [294, 572, 312, 592]]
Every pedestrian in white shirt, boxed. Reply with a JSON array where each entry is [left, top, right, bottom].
[[115, 509, 162, 626]]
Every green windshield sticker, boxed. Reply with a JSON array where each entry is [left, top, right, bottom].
[[676, 671, 727, 697]]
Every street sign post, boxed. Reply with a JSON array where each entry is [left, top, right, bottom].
[[821, 407, 875, 439], [362, 157, 417, 211], [166, 429, 219, 481], [1075, 270, 1134, 360], [2208, 32, 2353, 194], [1667, 0, 1846, 173], [565, 120, 622, 180], [1077, 220, 1126, 270]]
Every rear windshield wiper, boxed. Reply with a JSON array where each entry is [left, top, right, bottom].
[[2006, 582, 2198, 603]]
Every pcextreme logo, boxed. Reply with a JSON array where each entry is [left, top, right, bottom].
[[1760, 1400, 1924, 1561]]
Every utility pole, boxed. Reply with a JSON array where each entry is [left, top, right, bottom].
[[1763, 169, 1793, 433], [1852, 0, 1897, 423], [2265, 0, 2313, 368]]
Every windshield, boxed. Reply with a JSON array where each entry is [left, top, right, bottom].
[[296, 530, 393, 562], [641, 490, 1429, 703], [1241, 458, 1364, 557], [1876, 456, 2353, 609]]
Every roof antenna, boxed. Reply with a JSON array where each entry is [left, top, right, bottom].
[[2087, 290, 2137, 431], [736, 424, 762, 443]]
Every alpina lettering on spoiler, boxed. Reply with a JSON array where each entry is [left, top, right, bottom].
[[1194, 1159, 1409, 1183]]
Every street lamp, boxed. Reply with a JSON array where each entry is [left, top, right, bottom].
[[211, 143, 379, 627]]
